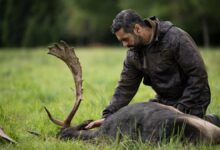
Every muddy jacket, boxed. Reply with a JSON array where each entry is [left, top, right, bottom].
[[103, 17, 211, 118]]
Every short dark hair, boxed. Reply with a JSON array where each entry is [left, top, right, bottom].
[[111, 9, 146, 34]]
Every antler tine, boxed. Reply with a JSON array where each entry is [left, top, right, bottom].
[[0, 128, 17, 144], [44, 106, 64, 126], [45, 41, 83, 128]]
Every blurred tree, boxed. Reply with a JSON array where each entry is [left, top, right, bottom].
[[0, 0, 31, 46], [22, 0, 64, 47], [118, 0, 175, 19], [180, 0, 220, 48], [0, 0, 64, 47], [63, 0, 119, 45]]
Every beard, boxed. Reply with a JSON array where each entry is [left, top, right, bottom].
[[127, 34, 146, 49]]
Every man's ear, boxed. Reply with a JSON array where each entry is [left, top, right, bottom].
[[133, 24, 142, 34]]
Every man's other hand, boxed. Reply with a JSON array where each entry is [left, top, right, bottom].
[[85, 118, 105, 129]]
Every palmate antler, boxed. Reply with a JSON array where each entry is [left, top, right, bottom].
[[44, 41, 83, 128]]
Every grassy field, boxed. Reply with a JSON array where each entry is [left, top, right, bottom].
[[0, 47, 220, 150]]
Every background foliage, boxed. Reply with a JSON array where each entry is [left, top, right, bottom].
[[0, 0, 220, 47]]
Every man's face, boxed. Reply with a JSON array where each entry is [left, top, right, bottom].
[[115, 27, 146, 48]]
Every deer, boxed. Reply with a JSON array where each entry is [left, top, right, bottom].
[[44, 41, 220, 144]]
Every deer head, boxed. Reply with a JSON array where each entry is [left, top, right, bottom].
[[44, 41, 83, 128]]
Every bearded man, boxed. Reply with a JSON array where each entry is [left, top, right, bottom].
[[85, 9, 220, 129]]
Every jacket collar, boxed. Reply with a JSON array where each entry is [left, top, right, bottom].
[[144, 16, 174, 44]]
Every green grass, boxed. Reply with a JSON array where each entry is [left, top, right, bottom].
[[0, 47, 220, 150]]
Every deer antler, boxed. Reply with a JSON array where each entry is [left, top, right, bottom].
[[0, 128, 17, 144], [45, 41, 83, 128]]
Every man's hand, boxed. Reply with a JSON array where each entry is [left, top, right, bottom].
[[85, 118, 105, 129]]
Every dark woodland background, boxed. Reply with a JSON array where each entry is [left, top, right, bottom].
[[0, 0, 220, 48]]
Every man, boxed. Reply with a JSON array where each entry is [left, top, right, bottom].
[[86, 9, 220, 129]]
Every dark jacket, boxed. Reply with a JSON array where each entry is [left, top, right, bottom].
[[103, 17, 211, 118]]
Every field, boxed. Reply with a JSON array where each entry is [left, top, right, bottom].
[[0, 47, 220, 150]]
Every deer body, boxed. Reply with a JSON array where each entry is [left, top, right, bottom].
[[59, 102, 220, 144]]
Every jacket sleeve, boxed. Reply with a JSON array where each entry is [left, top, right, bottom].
[[174, 31, 208, 112], [102, 51, 143, 118]]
